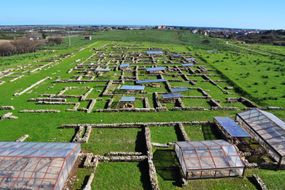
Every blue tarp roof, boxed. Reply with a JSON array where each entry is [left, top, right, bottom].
[[146, 67, 166, 72], [136, 79, 167, 84], [185, 57, 196, 62], [162, 93, 183, 99], [215, 117, 250, 138], [95, 68, 111, 72], [120, 85, 145, 91], [120, 96, 136, 102], [120, 63, 130, 68], [182, 63, 194, 67], [171, 87, 188, 93], [172, 53, 181, 58], [146, 50, 164, 55]]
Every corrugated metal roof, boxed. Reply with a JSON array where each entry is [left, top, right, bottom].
[[162, 93, 183, 99], [146, 50, 164, 55], [182, 63, 194, 67], [120, 63, 130, 68], [120, 96, 136, 102], [136, 79, 167, 84], [171, 87, 188, 93], [120, 85, 145, 91], [146, 67, 166, 72], [215, 117, 250, 138]]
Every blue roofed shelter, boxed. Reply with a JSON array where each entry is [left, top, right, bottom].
[[146, 50, 164, 56], [119, 85, 145, 93], [120, 63, 130, 70], [171, 87, 188, 93], [146, 67, 166, 74], [214, 117, 250, 143], [136, 79, 167, 84], [182, 63, 194, 67], [185, 57, 196, 63], [161, 93, 183, 102], [119, 96, 136, 108]]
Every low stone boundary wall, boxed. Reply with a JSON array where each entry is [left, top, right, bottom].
[[252, 175, 268, 190], [19, 109, 60, 113], [61, 121, 212, 129], [96, 108, 155, 112], [83, 173, 95, 190], [81, 88, 94, 101], [105, 152, 144, 156], [97, 155, 148, 162], [0, 112, 18, 120], [144, 127, 160, 190], [87, 99, 96, 113], [177, 123, 190, 141], [29, 97, 66, 102], [73, 126, 92, 143], [0, 106, 14, 110], [16, 134, 29, 142], [14, 77, 50, 96], [102, 80, 113, 96], [67, 102, 80, 112]]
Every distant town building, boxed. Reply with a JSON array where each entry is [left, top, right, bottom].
[[84, 36, 92, 40], [157, 25, 167, 30]]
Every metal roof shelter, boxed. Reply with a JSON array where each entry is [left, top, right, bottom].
[[120, 64, 130, 68], [214, 117, 250, 138], [95, 68, 111, 72], [162, 93, 183, 99], [136, 79, 167, 84], [120, 96, 136, 102], [171, 87, 188, 93], [236, 109, 285, 168], [146, 67, 166, 73], [120, 85, 145, 91], [146, 50, 164, 55], [172, 53, 181, 58], [185, 57, 196, 62], [182, 63, 194, 67], [175, 140, 245, 179], [0, 142, 80, 190]]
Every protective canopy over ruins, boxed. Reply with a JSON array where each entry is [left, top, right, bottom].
[[236, 109, 285, 167], [175, 140, 245, 179], [0, 142, 80, 190]]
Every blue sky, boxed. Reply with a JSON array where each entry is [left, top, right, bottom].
[[0, 0, 284, 29]]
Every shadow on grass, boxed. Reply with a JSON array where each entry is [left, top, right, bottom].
[[138, 160, 153, 190], [174, 125, 186, 141], [247, 176, 262, 190], [135, 129, 147, 153], [202, 124, 221, 140], [153, 149, 183, 187], [78, 175, 91, 190]]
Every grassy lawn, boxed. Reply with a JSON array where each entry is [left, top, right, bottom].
[[83, 128, 142, 154], [184, 124, 220, 141], [93, 162, 147, 190], [150, 126, 178, 144], [1, 30, 285, 190], [257, 169, 285, 190]]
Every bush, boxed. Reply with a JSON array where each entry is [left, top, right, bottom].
[[47, 37, 64, 45], [0, 38, 43, 56]]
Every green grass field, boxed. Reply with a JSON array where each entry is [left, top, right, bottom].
[[0, 30, 285, 190]]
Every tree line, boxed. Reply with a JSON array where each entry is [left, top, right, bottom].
[[0, 37, 64, 56]]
